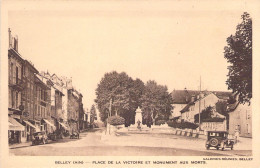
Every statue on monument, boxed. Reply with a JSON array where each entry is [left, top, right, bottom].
[[137, 119, 141, 129]]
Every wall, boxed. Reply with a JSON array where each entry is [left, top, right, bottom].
[[172, 104, 187, 118], [201, 121, 226, 131], [190, 94, 219, 122], [229, 103, 252, 137], [8, 53, 23, 115]]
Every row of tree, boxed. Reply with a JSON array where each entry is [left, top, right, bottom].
[[95, 71, 173, 126]]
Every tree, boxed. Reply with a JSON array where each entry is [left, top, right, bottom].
[[215, 101, 229, 130], [141, 80, 173, 126], [90, 104, 97, 125], [95, 71, 145, 126], [224, 12, 252, 104]]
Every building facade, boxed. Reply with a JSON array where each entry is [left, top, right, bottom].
[[8, 29, 54, 144], [8, 28, 85, 144], [180, 93, 220, 123], [8, 29, 25, 144], [228, 102, 252, 138]]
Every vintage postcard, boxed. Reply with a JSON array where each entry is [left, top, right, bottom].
[[1, 0, 260, 167]]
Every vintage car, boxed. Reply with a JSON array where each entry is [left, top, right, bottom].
[[47, 132, 57, 141], [32, 131, 48, 145], [70, 132, 79, 139], [205, 131, 234, 150]]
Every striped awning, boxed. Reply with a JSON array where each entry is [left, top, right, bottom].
[[24, 120, 37, 129], [58, 122, 69, 130], [9, 117, 25, 131], [43, 119, 56, 129]]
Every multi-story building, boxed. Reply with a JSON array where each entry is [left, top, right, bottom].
[[8, 29, 85, 144], [21, 60, 39, 142], [171, 89, 231, 123], [180, 93, 220, 123], [39, 72, 68, 132], [8, 28, 25, 144], [8, 29, 54, 144], [68, 88, 83, 132], [228, 100, 252, 138]]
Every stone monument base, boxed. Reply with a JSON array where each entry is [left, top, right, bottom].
[[128, 124, 150, 132]]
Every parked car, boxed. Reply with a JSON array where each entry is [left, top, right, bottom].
[[205, 131, 234, 150], [32, 131, 48, 145], [55, 129, 64, 139], [63, 130, 70, 137], [70, 132, 79, 139], [47, 132, 57, 141]]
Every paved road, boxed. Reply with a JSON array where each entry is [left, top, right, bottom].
[[9, 128, 251, 156]]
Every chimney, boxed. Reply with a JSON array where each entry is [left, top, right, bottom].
[[8, 28, 12, 48]]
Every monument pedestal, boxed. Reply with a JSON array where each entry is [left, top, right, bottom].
[[128, 107, 150, 132]]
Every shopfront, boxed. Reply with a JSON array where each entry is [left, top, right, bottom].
[[23, 120, 37, 141], [42, 119, 56, 134], [8, 116, 25, 144]]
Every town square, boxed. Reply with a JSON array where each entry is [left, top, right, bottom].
[[5, 5, 252, 158]]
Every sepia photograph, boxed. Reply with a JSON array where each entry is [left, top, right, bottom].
[[1, 0, 260, 167]]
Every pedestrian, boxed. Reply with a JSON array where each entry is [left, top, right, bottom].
[[235, 129, 240, 144]]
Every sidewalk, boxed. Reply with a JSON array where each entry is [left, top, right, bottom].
[[9, 142, 32, 149], [9, 136, 71, 149]]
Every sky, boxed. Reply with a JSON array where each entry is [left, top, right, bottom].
[[8, 7, 244, 110]]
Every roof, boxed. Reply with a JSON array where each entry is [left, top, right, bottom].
[[212, 91, 232, 100], [180, 102, 195, 113], [35, 75, 51, 90], [180, 93, 215, 113], [171, 89, 211, 104], [24, 60, 39, 73], [227, 101, 240, 112]]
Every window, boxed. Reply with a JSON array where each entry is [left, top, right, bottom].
[[247, 124, 250, 133], [38, 106, 40, 116], [246, 110, 250, 120], [44, 91, 47, 101], [11, 91, 15, 108], [15, 66, 18, 84], [10, 63, 13, 83], [16, 92, 18, 108], [41, 89, 44, 100], [27, 102, 30, 113]]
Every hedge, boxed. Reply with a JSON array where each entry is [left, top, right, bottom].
[[108, 116, 125, 126], [155, 120, 166, 125], [167, 120, 199, 129]]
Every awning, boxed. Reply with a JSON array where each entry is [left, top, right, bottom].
[[24, 120, 37, 129], [43, 119, 56, 129], [9, 121, 14, 126], [9, 117, 25, 131], [58, 122, 69, 130]]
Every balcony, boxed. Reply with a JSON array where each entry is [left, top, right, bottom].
[[9, 77, 25, 91]]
